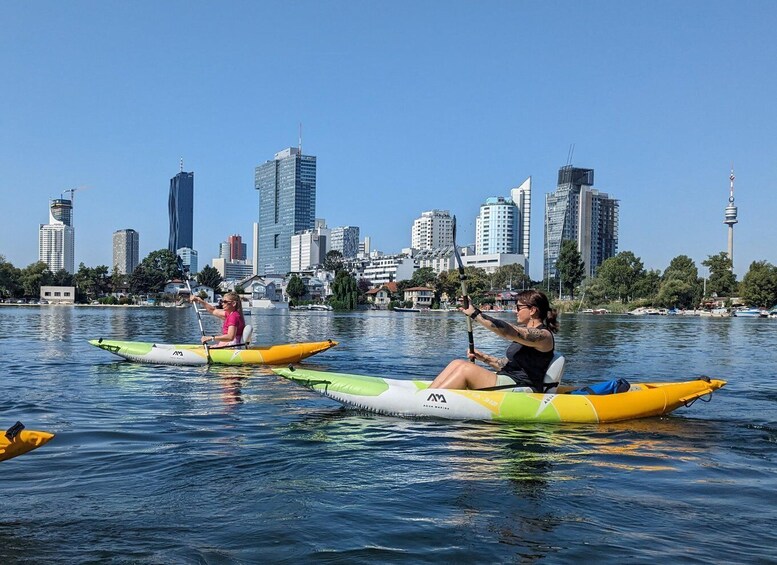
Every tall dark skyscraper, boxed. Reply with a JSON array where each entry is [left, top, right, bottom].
[[168, 170, 194, 253], [254, 147, 316, 275]]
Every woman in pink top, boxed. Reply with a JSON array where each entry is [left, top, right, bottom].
[[189, 291, 246, 347]]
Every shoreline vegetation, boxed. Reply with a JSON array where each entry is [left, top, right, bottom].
[[2, 301, 772, 318], [2, 249, 777, 313]]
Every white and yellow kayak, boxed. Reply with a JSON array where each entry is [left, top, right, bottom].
[[1, 422, 54, 463], [273, 367, 726, 423], [90, 338, 337, 366]]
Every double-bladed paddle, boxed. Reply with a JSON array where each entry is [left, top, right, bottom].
[[177, 256, 212, 364], [452, 216, 475, 362]]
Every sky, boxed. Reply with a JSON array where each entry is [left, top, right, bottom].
[[2, 1, 776, 281]]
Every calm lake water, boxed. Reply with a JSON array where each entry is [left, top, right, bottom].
[[1, 306, 775, 563]]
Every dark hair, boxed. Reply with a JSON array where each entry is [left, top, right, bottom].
[[516, 289, 559, 333]]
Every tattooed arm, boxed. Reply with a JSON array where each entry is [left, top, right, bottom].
[[469, 348, 508, 371], [462, 302, 553, 352]]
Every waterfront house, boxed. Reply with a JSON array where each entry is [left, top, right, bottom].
[[366, 282, 398, 309], [403, 286, 434, 309]]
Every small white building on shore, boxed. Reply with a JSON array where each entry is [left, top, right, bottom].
[[40, 285, 76, 304]]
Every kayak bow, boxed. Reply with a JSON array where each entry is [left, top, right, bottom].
[[1, 422, 54, 463]]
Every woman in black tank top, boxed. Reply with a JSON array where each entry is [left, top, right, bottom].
[[429, 290, 559, 392]]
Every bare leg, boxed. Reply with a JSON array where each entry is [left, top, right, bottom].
[[429, 359, 498, 390]]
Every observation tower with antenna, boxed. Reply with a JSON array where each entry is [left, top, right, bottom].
[[723, 167, 738, 271]]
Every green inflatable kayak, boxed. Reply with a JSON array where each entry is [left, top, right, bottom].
[[273, 367, 726, 423]]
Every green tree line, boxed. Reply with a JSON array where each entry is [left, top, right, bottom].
[[565, 250, 777, 309], [0, 249, 226, 303], [4, 246, 776, 310]]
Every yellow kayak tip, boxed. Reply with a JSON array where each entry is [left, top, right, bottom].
[[1, 421, 55, 463]]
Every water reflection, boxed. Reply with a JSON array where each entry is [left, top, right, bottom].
[[2, 307, 777, 563]]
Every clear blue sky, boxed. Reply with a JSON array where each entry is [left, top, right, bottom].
[[2, 1, 776, 280]]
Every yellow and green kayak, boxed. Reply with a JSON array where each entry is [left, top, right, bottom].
[[273, 367, 726, 423], [90, 338, 337, 366], [1, 422, 54, 463]]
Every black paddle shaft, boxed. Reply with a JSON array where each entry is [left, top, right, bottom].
[[452, 216, 475, 361]]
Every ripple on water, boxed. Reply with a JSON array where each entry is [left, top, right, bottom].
[[1, 308, 776, 562]]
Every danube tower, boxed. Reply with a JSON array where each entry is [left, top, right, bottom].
[[723, 168, 738, 270]]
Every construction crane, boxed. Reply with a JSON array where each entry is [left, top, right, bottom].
[[62, 185, 94, 203]]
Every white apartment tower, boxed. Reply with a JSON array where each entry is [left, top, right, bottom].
[[39, 198, 75, 274], [411, 210, 453, 250], [291, 222, 331, 272], [113, 229, 140, 275], [475, 177, 531, 256]]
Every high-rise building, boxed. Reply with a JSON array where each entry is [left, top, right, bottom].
[[514, 177, 531, 258], [544, 166, 618, 281], [228, 234, 246, 261], [411, 210, 453, 251], [475, 177, 531, 256], [178, 247, 198, 275], [291, 222, 331, 272], [252, 222, 260, 275], [330, 226, 360, 258], [255, 147, 316, 275], [39, 198, 75, 274], [113, 229, 140, 275], [168, 169, 194, 253], [358, 236, 371, 258], [212, 258, 253, 281]]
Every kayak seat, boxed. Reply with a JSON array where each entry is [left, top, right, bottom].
[[505, 352, 566, 394], [542, 352, 565, 394], [242, 325, 253, 348]]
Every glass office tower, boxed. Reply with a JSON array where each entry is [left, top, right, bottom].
[[254, 147, 316, 275], [168, 171, 194, 253], [330, 226, 360, 259], [544, 166, 618, 281]]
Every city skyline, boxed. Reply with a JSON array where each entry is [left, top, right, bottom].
[[2, 3, 776, 280]]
